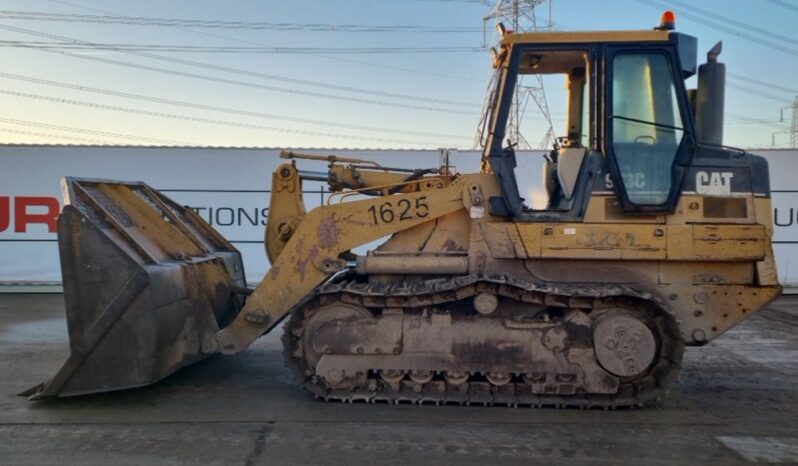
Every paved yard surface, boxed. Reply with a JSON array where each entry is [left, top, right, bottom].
[[1, 293, 797, 465]]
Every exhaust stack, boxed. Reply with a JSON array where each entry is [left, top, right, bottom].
[[695, 41, 726, 146]]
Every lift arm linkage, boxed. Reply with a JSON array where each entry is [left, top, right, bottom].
[[215, 172, 477, 353]]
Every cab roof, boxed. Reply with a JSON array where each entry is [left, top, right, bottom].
[[501, 29, 670, 46]]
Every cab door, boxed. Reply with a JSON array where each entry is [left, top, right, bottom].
[[605, 46, 696, 213]]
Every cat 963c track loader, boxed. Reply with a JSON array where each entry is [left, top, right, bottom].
[[27, 13, 781, 408]]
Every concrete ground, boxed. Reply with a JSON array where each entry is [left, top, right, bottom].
[[1, 294, 797, 466]]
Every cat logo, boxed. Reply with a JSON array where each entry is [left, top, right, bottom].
[[696, 171, 733, 196]]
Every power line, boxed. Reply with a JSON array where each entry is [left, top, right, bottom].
[[309, 53, 485, 82], [0, 10, 483, 32], [407, 0, 490, 3], [0, 126, 115, 144], [0, 89, 465, 147], [727, 82, 794, 105], [0, 8, 776, 146], [0, 72, 470, 140], [726, 113, 789, 131], [634, 0, 798, 59], [728, 73, 798, 96], [0, 117, 193, 145], [42, 0, 486, 84], [0, 40, 486, 54], [665, 0, 798, 47], [42, 47, 476, 114], [0, 24, 482, 110], [726, 116, 784, 124], [0, 25, 483, 116], [764, 0, 798, 14]]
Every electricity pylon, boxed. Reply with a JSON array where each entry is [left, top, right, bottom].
[[475, 0, 556, 150]]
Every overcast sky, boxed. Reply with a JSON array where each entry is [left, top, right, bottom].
[[0, 0, 794, 150]]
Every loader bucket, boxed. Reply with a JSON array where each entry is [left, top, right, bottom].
[[24, 177, 247, 399]]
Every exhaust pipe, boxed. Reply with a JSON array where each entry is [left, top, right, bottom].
[[695, 41, 726, 146]]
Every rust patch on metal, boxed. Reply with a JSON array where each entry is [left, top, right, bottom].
[[441, 237, 466, 252], [296, 245, 319, 279], [585, 230, 637, 248], [318, 216, 341, 249], [693, 272, 725, 284], [343, 212, 369, 226]]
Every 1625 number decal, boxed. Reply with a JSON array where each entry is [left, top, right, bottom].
[[367, 196, 429, 225]]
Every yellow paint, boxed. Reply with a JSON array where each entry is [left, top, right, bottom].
[[216, 173, 489, 352], [502, 30, 669, 46]]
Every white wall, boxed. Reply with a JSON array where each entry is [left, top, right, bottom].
[[1, 145, 795, 287], [0, 146, 543, 285], [752, 149, 798, 287]]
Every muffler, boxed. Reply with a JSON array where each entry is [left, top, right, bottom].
[[23, 178, 247, 399]]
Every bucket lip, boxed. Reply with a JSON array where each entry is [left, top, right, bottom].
[[22, 380, 153, 400], [27, 269, 149, 400]]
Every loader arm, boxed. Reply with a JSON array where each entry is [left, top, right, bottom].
[[216, 173, 471, 353], [265, 160, 446, 263], [264, 165, 307, 263]]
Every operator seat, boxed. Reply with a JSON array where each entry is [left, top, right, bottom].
[[543, 141, 587, 210]]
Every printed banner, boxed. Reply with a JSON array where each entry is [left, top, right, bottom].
[[1, 145, 796, 287]]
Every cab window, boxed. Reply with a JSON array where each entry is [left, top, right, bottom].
[[504, 49, 592, 210], [611, 53, 684, 205]]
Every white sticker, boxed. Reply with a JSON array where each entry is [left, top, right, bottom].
[[564, 227, 576, 235], [469, 206, 485, 219]]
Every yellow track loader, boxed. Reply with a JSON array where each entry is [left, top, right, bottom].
[[27, 14, 781, 407]]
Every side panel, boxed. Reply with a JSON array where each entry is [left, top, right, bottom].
[[489, 222, 767, 261]]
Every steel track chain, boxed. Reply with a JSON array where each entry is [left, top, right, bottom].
[[282, 273, 684, 409]]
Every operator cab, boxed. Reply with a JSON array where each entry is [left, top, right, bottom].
[[482, 15, 700, 219], [516, 49, 591, 211]]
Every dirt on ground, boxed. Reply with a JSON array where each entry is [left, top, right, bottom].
[[0, 293, 796, 465]]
